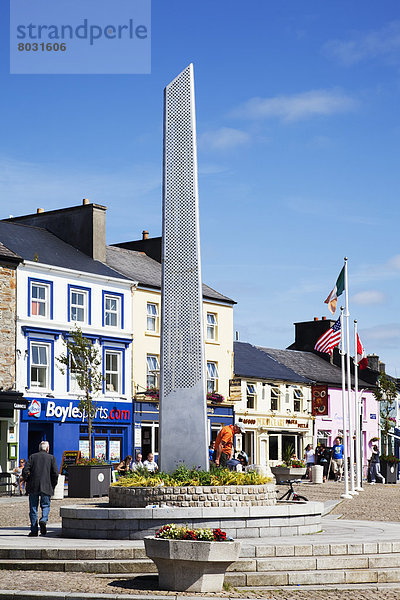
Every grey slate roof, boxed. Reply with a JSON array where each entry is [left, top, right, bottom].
[[0, 241, 21, 261], [0, 221, 128, 280], [234, 342, 312, 384], [106, 246, 235, 304], [258, 346, 372, 389]]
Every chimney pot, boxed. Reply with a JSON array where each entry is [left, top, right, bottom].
[[82, 198, 90, 205], [142, 230, 149, 240], [37, 208, 44, 214], [322, 316, 326, 320], [314, 317, 319, 321]]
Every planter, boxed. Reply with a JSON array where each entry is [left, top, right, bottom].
[[380, 461, 398, 484], [67, 465, 111, 498], [144, 537, 241, 592], [271, 466, 306, 484]]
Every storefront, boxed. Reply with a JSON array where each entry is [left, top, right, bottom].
[[19, 397, 133, 468], [133, 399, 234, 462], [0, 391, 28, 472], [239, 415, 313, 466]]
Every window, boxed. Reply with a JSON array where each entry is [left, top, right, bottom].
[[294, 388, 303, 413], [271, 386, 280, 411], [246, 383, 256, 409], [206, 313, 217, 341], [30, 343, 50, 389], [30, 281, 51, 318], [207, 361, 218, 393], [103, 291, 123, 328], [105, 350, 121, 393], [147, 303, 159, 332], [147, 354, 160, 389], [69, 287, 89, 323]]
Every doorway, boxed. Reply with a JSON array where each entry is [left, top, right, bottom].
[[28, 423, 54, 458]]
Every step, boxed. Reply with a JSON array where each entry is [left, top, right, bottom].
[[225, 567, 400, 586], [0, 559, 156, 574]]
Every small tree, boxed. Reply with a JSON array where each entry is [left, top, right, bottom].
[[374, 372, 398, 455], [57, 327, 103, 459]]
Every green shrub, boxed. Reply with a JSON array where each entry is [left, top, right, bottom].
[[112, 464, 272, 488]]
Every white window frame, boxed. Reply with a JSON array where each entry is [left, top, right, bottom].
[[30, 342, 50, 389], [246, 383, 257, 409], [207, 361, 219, 393], [293, 388, 303, 413], [70, 288, 88, 324], [105, 350, 122, 393], [146, 302, 159, 333], [206, 312, 218, 341], [104, 294, 121, 328], [31, 282, 49, 319], [147, 354, 160, 389], [271, 386, 280, 411]]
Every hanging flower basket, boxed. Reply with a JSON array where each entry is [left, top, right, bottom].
[[146, 387, 159, 400], [207, 392, 224, 403]]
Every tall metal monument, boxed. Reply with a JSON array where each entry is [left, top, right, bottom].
[[159, 64, 208, 472]]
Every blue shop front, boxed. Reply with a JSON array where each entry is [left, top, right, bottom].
[[19, 397, 133, 469], [133, 399, 235, 461]]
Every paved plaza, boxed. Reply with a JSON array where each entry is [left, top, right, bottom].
[[0, 482, 400, 598]]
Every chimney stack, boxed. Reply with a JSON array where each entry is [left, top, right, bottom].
[[82, 198, 90, 205], [314, 317, 319, 321], [142, 230, 149, 240], [37, 208, 44, 214], [322, 316, 326, 320]]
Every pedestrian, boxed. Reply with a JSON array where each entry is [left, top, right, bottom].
[[369, 445, 385, 484], [22, 441, 58, 537], [131, 452, 144, 471], [209, 441, 215, 462], [117, 455, 133, 475], [214, 422, 245, 468], [143, 452, 158, 473], [331, 436, 344, 482], [304, 444, 315, 481], [315, 443, 331, 483], [13, 458, 26, 495]]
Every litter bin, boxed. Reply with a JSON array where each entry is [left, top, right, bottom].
[[52, 474, 65, 499], [311, 465, 323, 484]]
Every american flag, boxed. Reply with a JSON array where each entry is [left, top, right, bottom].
[[314, 318, 341, 355]]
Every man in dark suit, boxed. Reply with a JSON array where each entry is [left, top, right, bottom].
[[23, 441, 58, 537]]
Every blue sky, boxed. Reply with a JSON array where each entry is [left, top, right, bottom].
[[1, 1, 400, 373]]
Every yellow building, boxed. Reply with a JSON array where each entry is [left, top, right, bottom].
[[106, 237, 236, 460], [232, 341, 313, 466]]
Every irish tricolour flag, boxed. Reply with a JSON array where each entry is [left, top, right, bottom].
[[324, 266, 345, 314]]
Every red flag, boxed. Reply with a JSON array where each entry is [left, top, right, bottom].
[[356, 334, 368, 370]]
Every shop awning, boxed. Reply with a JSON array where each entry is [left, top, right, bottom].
[[0, 391, 28, 410]]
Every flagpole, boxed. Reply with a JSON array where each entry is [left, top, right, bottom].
[[344, 258, 358, 496], [354, 320, 364, 492], [340, 306, 352, 499]]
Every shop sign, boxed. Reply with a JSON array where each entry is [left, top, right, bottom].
[[229, 379, 242, 400], [370, 414, 377, 419], [23, 399, 131, 424], [312, 384, 328, 416], [255, 416, 310, 429]]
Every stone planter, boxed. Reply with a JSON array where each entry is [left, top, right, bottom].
[[271, 466, 306, 484], [144, 536, 241, 592], [68, 465, 111, 498]]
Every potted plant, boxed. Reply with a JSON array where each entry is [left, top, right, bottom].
[[207, 392, 224, 403], [144, 524, 241, 592], [58, 327, 111, 497], [271, 445, 306, 484]]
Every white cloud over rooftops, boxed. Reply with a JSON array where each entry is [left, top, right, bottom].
[[352, 290, 386, 305], [198, 127, 251, 151]]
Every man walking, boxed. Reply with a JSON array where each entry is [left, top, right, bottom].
[[22, 441, 58, 537], [214, 422, 245, 468]]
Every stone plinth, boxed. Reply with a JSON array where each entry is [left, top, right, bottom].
[[109, 483, 276, 508], [61, 502, 324, 540]]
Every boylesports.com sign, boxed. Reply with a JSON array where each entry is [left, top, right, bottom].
[[24, 398, 131, 424]]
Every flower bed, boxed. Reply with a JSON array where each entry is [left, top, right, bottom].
[[156, 523, 229, 541]]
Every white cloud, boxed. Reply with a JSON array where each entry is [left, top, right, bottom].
[[387, 255, 400, 270], [198, 127, 251, 151], [324, 21, 400, 66], [352, 290, 385, 305], [361, 324, 400, 348], [230, 89, 357, 122]]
